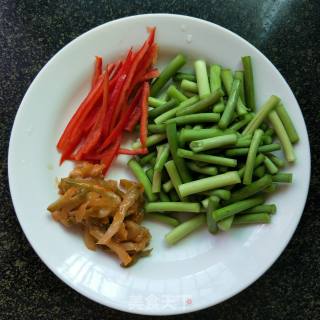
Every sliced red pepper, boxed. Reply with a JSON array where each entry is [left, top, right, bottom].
[[109, 60, 123, 80], [57, 75, 104, 152], [130, 43, 158, 91], [98, 86, 142, 152], [73, 69, 110, 159], [109, 33, 154, 131], [140, 68, 160, 82], [125, 103, 141, 132], [103, 50, 133, 136], [140, 82, 149, 147], [118, 148, 148, 155], [108, 50, 134, 133], [101, 136, 122, 175], [92, 56, 103, 89], [57, 27, 157, 175]]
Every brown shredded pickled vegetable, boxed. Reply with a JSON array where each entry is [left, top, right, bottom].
[[48, 162, 151, 267]]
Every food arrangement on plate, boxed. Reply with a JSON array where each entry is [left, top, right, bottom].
[[47, 27, 300, 267]]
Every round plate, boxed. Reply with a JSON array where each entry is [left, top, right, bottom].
[[8, 14, 310, 315]]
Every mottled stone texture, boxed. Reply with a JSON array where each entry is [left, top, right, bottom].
[[0, 0, 319, 319]]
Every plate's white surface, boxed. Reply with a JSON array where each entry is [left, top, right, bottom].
[[8, 14, 310, 315]]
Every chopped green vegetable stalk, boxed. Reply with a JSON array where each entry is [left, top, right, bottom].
[[210, 64, 223, 92], [183, 91, 196, 98], [264, 128, 274, 136], [217, 216, 234, 231], [225, 143, 281, 156], [127, 159, 157, 202], [234, 70, 246, 104], [176, 89, 223, 116], [166, 123, 192, 182], [229, 174, 272, 202], [219, 79, 241, 129], [174, 72, 196, 82], [154, 95, 199, 124], [262, 135, 273, 145], [221, 69, 233, 96], [165, 214, 206, 245], [132, 134, 167, 149], [177, 148, 237, 167], [268, 110, 296, 163], [163, 180, 173, 192], [210, 64, 225, 113], [147, 124, 166, 133], [213, 99, 225, 113], [154, 145, 170, 172], [233, 213, 270, 225], [152, 145, 170, 193], [145, 167, 154, 181], [229, 113, 254, 131], [169, 189, 180, 201], [165, 160, 185, 201], [203, 189, 231, 201], [139, 151, 156, 166], [194, 60, 210, 98], [167, 85, 188, 102], [238, 153, 265, 178], [272, 173, 293, 183], [190, 133, 237, 153], [145, 202, 201, 213], [148, 99, 177, 119], [212, 196, 265, 222], [232, 139, 252, 148], [263, 155, 279, 174], [187, 162, 218, 176], [159, 191, 170, 202], [263, 183, 278, 193], [246, 204, 276, 214], [181, 79, 198, 93], [243, 95, 280, 135], [167, 113, 220, 125], [243, 129, 264, 184], [242, 56, 256, 111], [145, 212, 180, 227], [148, 97, 166, 108], [254, 165, 266, 178], [267, 153, 285, 168], [151, 54, 186, 96], [236, 98, 249, 116], [275, 102, 299, 143], [179, 128, 224, 143], [152, 171, 161, 193], [206, 196, 220, 234], [179, 171, 241, 197]]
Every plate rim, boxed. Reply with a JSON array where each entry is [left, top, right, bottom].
[[8, 13, 311, 315]]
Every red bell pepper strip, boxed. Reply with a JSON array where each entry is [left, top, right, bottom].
[[73, 69, 110, 159], [129, 43, 158, 92], [140, 69, 160, 82], [57, 75, 104, 152], [140, 82, 149, 147], [118, 148, 148, 155], [109, 61, 122, 80], [107, 50, 134, 133], [104, 50, 133, 136], [125, 104, 141, 132], [92, 56, 103, 88], [101, 136, 121, 174], [98, 86, 142, 152], [109, 30, 155, 131]]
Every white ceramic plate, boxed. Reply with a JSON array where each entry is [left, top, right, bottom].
[[8, 14, 310, 315]]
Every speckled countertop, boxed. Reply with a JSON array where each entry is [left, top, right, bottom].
[[0, 1, 319, 319]]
